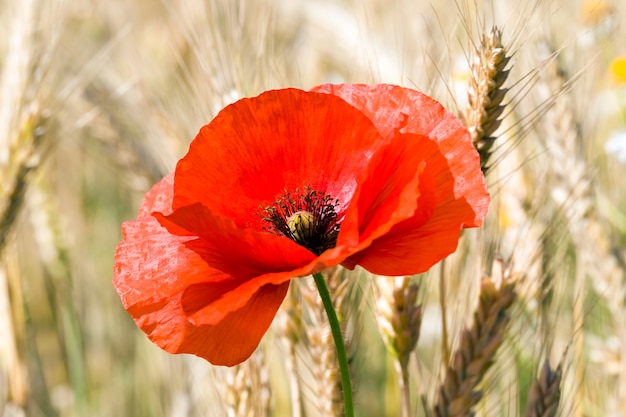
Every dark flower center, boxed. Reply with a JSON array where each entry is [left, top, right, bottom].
[[260, 187, 341, 255]]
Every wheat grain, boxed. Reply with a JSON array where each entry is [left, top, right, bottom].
[[275, 284, 304, 417], [523, 360, 562, 417], [223, 350, 271, 417], [298, 270, 349, 417], [432, 275, 517, 417], [465, 26, 511, 173], [537, 43, 626, 415], [375, 276, 422, 417]]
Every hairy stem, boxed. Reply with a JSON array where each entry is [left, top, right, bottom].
[[313, 272, 353, 417]]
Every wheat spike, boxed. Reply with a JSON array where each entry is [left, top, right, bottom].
[[223, 349, 271, 417], [0, 0, 53, 255], [298, 270, 349, 417], [538, 44, 626, 415], [465, 26, 511, 173], [375, 276, 422, 417], [375, 276, 422, 368], [0, 94, 49, 256], [275, 283, 304, 417], [433, 275, 517, 417], [0, 1, 49, 414], [523, 361, 562, 417]]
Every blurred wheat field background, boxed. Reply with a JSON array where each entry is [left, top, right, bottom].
[[1, 0, 626, 416]]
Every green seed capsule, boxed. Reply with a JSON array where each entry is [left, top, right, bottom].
[[287, 211, 315, 243]]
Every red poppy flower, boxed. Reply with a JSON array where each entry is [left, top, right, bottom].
[[113, 84, 489, 366]]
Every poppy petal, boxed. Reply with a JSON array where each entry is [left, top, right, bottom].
[[339, 131, 437, 253], [342, 140, 463, 274], [131, 279, 289, 366], [154, 203, 317, 279], [312, 83, 490, 227], [171, 88, 390, 232], [314, 83, 489, 275], [113, 174, 227, 352], [173, 281, 290, 366], [113, 174, 290, 365], [180, 244, 349, 327]]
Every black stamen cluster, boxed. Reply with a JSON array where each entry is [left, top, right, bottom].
[[260, 187, 341, 255]]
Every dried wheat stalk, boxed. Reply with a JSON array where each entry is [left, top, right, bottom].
[[0, 264, 26, 413], [432, 275, 517, 417], [299, 269, 349, 417], [376, 276, 422, 368], [0, 0, 50, 255], [538, 47, 626, 415], [523, 360, 562, 417], [275, 283, 304, 417], [375, 276, 422, 417], [223, 349, 271, 417], [465, 26, 511, 173], [0, 0, 49, 414]]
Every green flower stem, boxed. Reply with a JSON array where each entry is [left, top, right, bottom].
[[312, 272, 354, 417]]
